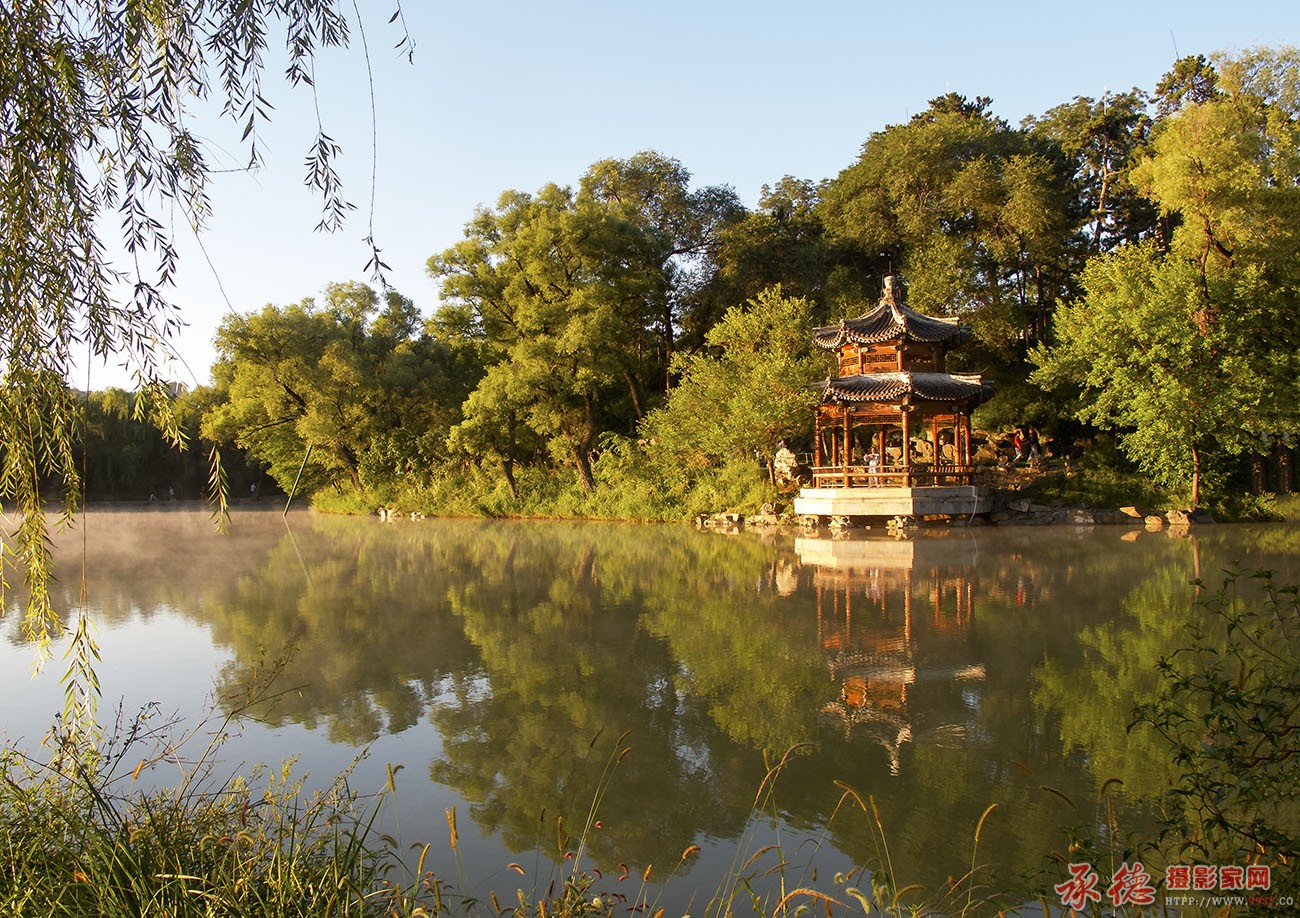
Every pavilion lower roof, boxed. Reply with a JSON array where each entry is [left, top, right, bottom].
[[813, 300, 969, 349], [818, 371, 986, 404]]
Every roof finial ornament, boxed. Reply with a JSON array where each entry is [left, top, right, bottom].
[[882, 275, 899, 306]]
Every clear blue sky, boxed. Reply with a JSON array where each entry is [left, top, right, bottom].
[[90, 0, 1300, 390]]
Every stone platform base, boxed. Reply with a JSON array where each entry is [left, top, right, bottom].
[[794, 485, 991, 519]]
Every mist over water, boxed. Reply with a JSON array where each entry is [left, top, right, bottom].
[[4, 509, 1297, 907]]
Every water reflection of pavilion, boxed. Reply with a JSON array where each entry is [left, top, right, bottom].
[[798, 535, 987, 775]]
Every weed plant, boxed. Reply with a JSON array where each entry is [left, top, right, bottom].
[[1132, 569, 1298, 898], [0, 701, 396, 917]]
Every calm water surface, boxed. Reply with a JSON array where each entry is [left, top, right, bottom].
[[3, 509, 1297, 908]]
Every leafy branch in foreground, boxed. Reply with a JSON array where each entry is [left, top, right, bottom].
[[1132, 569, 1299, 892], [0, 1, 405, 739]]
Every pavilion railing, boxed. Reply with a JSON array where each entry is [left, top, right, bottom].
[[809, 463, 977, 489]]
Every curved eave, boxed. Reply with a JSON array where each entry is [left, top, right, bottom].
[[812, 302, 969, 350], [819, 372, 986, 405]]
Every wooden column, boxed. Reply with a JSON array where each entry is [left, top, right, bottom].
[[843, 407, 851, 487], [878, 421, 889, 483], [901, 403, 912, 487], [814, 412, 823, 468]]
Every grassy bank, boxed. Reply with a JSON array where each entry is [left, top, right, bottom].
[[317, 453, 778, 523], [319, 453, 1293, 525]]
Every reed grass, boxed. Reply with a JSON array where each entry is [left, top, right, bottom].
[[2, 718, 1024, 918], [0, 734, 391, 916], [4, 660, 1159, 918]]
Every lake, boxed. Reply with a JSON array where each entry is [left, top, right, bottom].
[[3, 509, 1297, 911]]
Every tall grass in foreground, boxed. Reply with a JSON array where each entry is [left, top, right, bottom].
[[0, 657, 403, 918], [1, 708, 1013, 918], [383, 735, 1014, 918], [0, 744, 387, 916]]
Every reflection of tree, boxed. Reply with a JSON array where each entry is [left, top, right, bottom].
[[425, 522, 762, 870], [777, 527, 1294, 898], [29, 511, 1300, 902], [202, 516, 482, 744], [1034, 565, 1198, 799], [1033, 528, 1300, 802], [636, 544, 829, 753]]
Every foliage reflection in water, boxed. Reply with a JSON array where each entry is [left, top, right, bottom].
[[3, 509, 1298, 910]]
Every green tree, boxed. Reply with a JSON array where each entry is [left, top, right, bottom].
[[432, 174, 685, 493], [1034, 49, 1300, 506], [1031, 244, 1293, 506], [444, 364, 538, 501], [581, 151, 745, 385], [1154, 54, 1222, 119], [818, 94, 1074, 353], [1136, 75, 1300, 281], [203, 282, 470, 498], [1025, 90, 1156, 255], [697, 177, 849, 329], [639, 287, 823, 480], [78, 387, 243, 501]]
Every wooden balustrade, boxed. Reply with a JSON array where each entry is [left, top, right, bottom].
[[810, 463, 977, 489]]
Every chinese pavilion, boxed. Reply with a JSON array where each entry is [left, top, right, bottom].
[[794, 277, 991, 519]]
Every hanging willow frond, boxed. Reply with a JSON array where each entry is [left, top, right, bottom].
[[0, 0, 407, 745]]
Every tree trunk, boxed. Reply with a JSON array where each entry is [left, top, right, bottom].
[[1190, 441, 1201, 508], [340, 444, 362, 492], [623, 369, 645, 420], [1251, 453, 1268, 493], [662, 303, 674, 394], [573, 445, 595, 493], [1093, 142, 1111, 253], [572, 395, 597, 494], [500, 456, 518, 500]]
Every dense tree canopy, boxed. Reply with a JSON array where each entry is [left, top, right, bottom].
[[178, 46, 1300, 517], [8, 13, 1297, 549], [1032, 245, 1289, 505], [203, 282, 473, 495], [701, 177, 844, 325], [639, 287, 824, 477], [1033, 47, 1300, 505], [430, 156, 742, 493], [1024, 89, 1156, 256], [818, 94, 1075, 354]]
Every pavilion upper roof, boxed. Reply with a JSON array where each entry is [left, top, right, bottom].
[[812, 277, 969, 350], [818, 371, 986, 404]]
